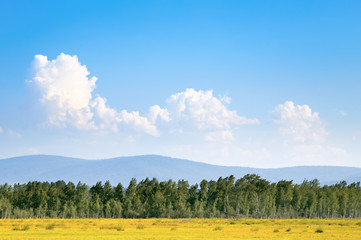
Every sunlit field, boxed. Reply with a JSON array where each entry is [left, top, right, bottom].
[[0, 218, 361, 239]]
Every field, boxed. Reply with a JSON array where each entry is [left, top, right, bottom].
[[0, 218, 361, 240]]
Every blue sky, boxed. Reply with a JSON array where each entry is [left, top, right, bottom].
[[0, 1, 360, 167]]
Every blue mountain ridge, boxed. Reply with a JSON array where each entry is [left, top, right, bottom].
[[1, 155, 360, 186]]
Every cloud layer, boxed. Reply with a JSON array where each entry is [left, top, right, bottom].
[[32, 53, 258, 137]]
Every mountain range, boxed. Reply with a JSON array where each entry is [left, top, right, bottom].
[[1, 155, 361, 186]]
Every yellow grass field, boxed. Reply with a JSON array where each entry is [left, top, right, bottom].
[[0, 218, 360, 240]]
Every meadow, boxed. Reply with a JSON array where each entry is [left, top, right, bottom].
[[0, 218, 360, 240]]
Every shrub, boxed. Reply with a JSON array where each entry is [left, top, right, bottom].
[[315, 228, 324, 233], [273, 229, 279, 232], [12, 224, 31, 231], [23, 224, 31, 231], [286, 228, 291, 232], [214, 226, 222, 231], [136, 224, 145, 230], [46, 223, 56, 230], [12, 226, 20, 231], [152, 220, 161, 225], [115, 224, 125, 231]]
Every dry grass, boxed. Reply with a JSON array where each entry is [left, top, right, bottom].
[[0, 218, 360, 239]]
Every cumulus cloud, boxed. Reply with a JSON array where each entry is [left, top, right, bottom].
[[32, 53, 161, 135], [167, 88, 259, 130], [32, 53, 258, 138], [91, 96, 162, 135], [33, 53, 97, 130], [274, 101, 328, 143], [91, 96, 120, 132], [119, 109, 159, 136], [148, 105, 171, 124]]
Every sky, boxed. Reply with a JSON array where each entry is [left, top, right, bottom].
[[0, 0, 360, 168]]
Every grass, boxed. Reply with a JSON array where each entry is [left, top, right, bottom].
[[0, 218, 360, 239]]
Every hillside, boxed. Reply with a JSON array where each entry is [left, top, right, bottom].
[[1, 155, 360, 185]]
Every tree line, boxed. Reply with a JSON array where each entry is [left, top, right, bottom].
[[0, 174, 360, 219]]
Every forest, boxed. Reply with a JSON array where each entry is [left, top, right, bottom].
[[0, 174, 360, 219]]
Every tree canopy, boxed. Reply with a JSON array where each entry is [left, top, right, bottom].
[[1, 174, 361, 219]]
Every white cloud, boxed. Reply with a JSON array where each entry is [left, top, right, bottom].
[[274, 101, 328, 143], [269, 101, 353, 167], [148, 105, 171, 124], [220, 95, 231, 104], [33, 53, 97, 130], [91, 96, 161, 136], [91, 96, 120, 132], [32, 54, 258, 139], [119, 110, 159, 136], [32, 53, 161, 135], [167, 88, 259, 130]]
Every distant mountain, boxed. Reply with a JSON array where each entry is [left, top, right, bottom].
[[1, 155, 361, 185]]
